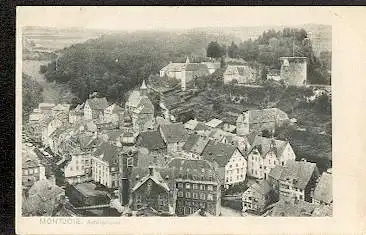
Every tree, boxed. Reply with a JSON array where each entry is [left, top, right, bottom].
[[207, 41, 223, 59], [22, 73, 44, 122], [228, 41, 239, 58]]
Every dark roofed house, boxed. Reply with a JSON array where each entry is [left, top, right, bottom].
[[84, 97, 109, 120], [313, 171, 332, 206], [201, 141, 247, 188], [268, 196, 317, 217], [159, 123, 189, 153], [268, 159, 320, 203], [236, 108, 289, 136], [182, 133, 210, 159], [136, 130, 167, 165], [242, 180, 275, 215], [68, 182, 110, 207], [167, 158, 222, 216], [22, 179, 65, 216], [92, 142, 121, 189], [223, 65, 257, 85]]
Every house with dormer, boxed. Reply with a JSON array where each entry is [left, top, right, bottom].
[[84, 97, 109, 120], [247, 136, 296, 180], [201, 141, 247, 188]]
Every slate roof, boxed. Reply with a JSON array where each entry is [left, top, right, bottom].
[[248, 136, 288, 159], [137, 130, 166, 150], [136, 97, 154, 114], [206, 118, 223, 128], [127, 90, 142, 108], [74, 182, 109, 198], [237, 108, 289, 124], [270, 197, 317, 217], [182, 133, 210, 155], [271, 160, 318, 190], [130, 167, 176, 193], [201, 141, 238, 167], [102, 129, 124, 141], [208, 128, 231, 142], [132, 169, 170, 192], [86, 97, 109, 110], [247, 180, 272, 196], [94, 142, 120, 166], [185, 63, 209, 72], [160, 63, 186, 72], [268, 165, 283, 180], [167, 158, 220, 183], [313, 172, 332, 204], [105, 103, 123, 113], [28, 179, 64, 203], [160, 123, 189, 144]]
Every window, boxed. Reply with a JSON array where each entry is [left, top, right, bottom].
[[23, 169, 28, 175], [226, 178, 228, 183], [85, 160, 89, 165], [236, 163, 238, 167], [76, 166, 79, 171], [29, 169, 34, 174], [299, 195, 303, 200], [237, 175, 239, 180], [207, 185, 213, 191], [193, 184, 198, 190], [193, 192, 198, 199], [237, 169, 239, 174], [136, 194, 142, 203], [178, 183, 183, 189], [186, 192, 191, 198], [200, 185, 205, 190], [178, 191, 184, 197], [207, 194, 213, 201], [34, 168, 38, 173], [200, 193, 205, 200], [229, 165, 232, 168], [185, 183, 191, 189]]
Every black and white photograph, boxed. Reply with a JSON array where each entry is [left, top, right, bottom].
[[18, 7, 334, 220]]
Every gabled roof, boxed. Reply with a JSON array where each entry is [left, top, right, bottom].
[[313, 172, 332, 204], [185, 63, 209, 72], [201, 141, 238, 167], [126, 90, 141, 108], [136, 97, 154, 114], [132, 169, 170, 192], [206, 118, 223, 128], [137, 130, 166, 150], [160, 63, 186, 72], [28, 179, 64, 202], [167, 158, 220, 183], [130, 167, 176, 192], [101, 129, 124, 141], [104, 103, 123, 113], [94, 142, 120, 166], [248, 136, 288, 159], [182, 133, 210, 155], [85, 97, 109, 110], [160, 123, 189, 144], [208, 128, 231, 142], [246, 180, 272, 196], [184, 119, 199, 130], [270, 197, 317, 217], [271, 160, 318, 190]]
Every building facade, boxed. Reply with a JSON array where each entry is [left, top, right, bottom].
[[279, 57, 307, 86]]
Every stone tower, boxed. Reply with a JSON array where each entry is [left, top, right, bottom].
[[279, 57, 307, 86]]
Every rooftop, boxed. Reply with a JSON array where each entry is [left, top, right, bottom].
[[74, 182, 109, 198], [159, 123, 189, 144], [137, 130, 166, 150], [201, 141, 238, 167], [86, 97, 109, 110], [248, 136, 288, 159], [313, 172, 332, 204]]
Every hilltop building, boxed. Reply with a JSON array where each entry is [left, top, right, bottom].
[[279, 57, 307, 86], [236, 108, 289, 136], [159, 57, 211, 91], [223, 65, 257, 84]]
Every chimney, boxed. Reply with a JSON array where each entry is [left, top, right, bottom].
[[149, 166, 154, 176]]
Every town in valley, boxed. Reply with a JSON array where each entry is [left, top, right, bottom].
[[21, 20, 332, 217]]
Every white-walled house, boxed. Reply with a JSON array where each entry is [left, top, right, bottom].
[[202, 141, 247, 188], [247, 136, 296, 180], [103, 103, 123, 124], [64, 152, 93, 185], [92, 142, 121, 189], [84, 97, 109, 120]]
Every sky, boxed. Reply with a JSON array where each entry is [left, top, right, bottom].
[[17, 6, 335, 31]]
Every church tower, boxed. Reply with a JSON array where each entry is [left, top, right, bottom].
[[140, 80, 147, 97], [185, 56, 190, 64]]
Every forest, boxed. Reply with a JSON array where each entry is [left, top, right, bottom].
[[22, 73, 44, 122]]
